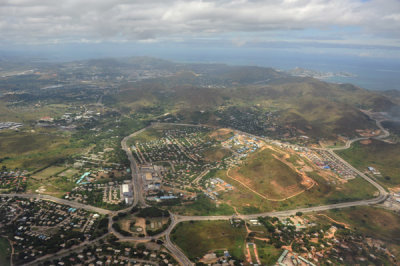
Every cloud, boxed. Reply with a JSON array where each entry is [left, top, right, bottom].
[[0, 0, 399, 46]]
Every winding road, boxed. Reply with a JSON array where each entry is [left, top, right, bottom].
[[0, 114, 391, 266]]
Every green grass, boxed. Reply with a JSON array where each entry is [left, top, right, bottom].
[[337, 139, 400, 188], [27, 175, 76, 197], [129, 127, 165, 144], [321, 206, 400, 258], [0, 237, 11, 266], [32, 166, 67, 179], [273, 172, 377, 209], [202, 146, 232, 162], [58, 168, 80, 178], [171, 220, 246, 261], [236, 148, 304, 199], [218, 146, 377, 214], [248, 243, 257, 263], [171, 195, 235, 216], [0, 130, 80, 171], [220, 170, 377, 214], [0, 102, 70, 123], [325, 206, 400, 242], [254, 239, 281, 265]]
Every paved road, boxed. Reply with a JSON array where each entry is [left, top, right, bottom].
[[164, 215, 195, 266], [121, 127, 151, 207], [1, 118, 392, 266], [0, 193, 112, 214], [25, 233, 110, 266], [152, 120, 390, 265], [330, 113, 390, 151]]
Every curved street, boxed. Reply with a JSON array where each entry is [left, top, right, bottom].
[[0, 114, 391, 266]]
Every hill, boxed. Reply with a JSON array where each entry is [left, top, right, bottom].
[[231, 148, 307, 200], [337, 139, 400, 188], [1, 56, 399, 141], [113, 73, 394, 140]]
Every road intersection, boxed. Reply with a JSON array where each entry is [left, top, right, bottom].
[[0, 116, 391, 266]]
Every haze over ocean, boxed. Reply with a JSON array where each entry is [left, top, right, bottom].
[[3, 44, 398, 92]]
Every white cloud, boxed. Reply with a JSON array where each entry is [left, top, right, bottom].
[[0, 0, 399, 46]]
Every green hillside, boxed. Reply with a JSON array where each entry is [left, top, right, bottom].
[[111, 75, 390, 140], [337, 139, 400, 187]]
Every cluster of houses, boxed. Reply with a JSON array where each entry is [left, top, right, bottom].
[[132, 127, 209, 165], [252, 215, 398, 266], [133, 127, 218, 197], [65, 181, 132, 207], [0, 169, 28, 191], [48, 245, 176, 266], [37, 108, 102, 130], [204, 178, 233, 201], [0, 197, 104, 264], [306, 150, 357, 180], [74, 152, 122, 169], [222, 133, 263, 157], [0, 121, 23, 130]]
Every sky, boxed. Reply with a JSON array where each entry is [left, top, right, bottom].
[[1, 0, 400, 53], [1, 0, 400, 90]]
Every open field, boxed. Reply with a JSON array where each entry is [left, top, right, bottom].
[[32, 166, 67, 179], [27, 174, 76, 197], [58, 168, 80, 178], [202, 146, 232, 162], [171, 220, 246, 261], [233, 148, 306, 199], [128, 127, 164, 144], [337, 139, 400, 188], [254, 239, 281, 266], [0, 102, 70, 123], [317, 206, 400, 258], [170, 194, 235, 216], [0, 130, 80, 171], [323, 206, 400, 243], [0, 237, 11, 266], [220, 170, 377, 214], [209, 128, 234, 141]]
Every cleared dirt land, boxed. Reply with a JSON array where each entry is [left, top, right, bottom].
[[209, 128, 234, 141]]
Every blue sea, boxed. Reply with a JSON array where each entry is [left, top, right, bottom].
[[3, 44, 399, 91]]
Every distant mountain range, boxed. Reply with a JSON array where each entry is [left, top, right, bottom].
[[1, 56, 399, 140]]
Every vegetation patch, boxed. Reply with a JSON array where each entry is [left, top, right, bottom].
[[171, 220, 246, 261], [171, 195, 234, 216], [137, 207, 169, 218], [0, 130, 80, 171], [325, 206, 400, 243], [337, 139, 400, 187], [202, 146, 232, 162], [220, 170, 377, 214], [232, 148, 306, 199], [254, 239, 281, 265], [0, 237, 11, 266]]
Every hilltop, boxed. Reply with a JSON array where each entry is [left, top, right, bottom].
[[0, 56, 399, 142]]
